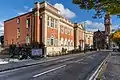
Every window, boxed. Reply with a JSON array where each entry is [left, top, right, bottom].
[[17, 28, 20, 38], [51, 39, 54, 45], [65, 27, 68, 34], [26, 35, 30, 44], [47, 16, 50, 26], [68, 29, 70, 35], [55, 19, 57, 28], [51, 18, 54, 27], [54, 39, 58, 46], [47, 38, 50, 46], [17, 18, 20, 24], [48, 16, 57, 28], [26, 18, 30, 28]]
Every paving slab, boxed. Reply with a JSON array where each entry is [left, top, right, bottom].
[[102, 52, 120, 80]]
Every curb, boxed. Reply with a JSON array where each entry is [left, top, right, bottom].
[[88, 52, 111, 80]]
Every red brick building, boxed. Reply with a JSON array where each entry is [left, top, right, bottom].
[[4, 12, 33, 45], [4, 1, 92, 56]]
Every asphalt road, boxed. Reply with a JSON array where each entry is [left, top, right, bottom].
[[0, 51, 110, 80]]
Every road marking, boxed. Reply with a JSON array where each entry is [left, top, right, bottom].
[[88, 53, 110, 80], [75, 59, 83, 63], [79, 62, 88, 64], [33, 65, 66, 78], [0, 57, 76, 74]]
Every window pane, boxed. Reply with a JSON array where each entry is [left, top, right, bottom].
[[51, 18, 54, 27], [17, 18, 20, 24], [17, 28, 20, 38], [26, 18, 30, 28], [51, 39, 53, 45]]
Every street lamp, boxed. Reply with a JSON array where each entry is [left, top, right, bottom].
[[83, 22, 87, 53]]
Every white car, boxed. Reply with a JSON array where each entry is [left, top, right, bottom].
[[112, 44, 119, 51]]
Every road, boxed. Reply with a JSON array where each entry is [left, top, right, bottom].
[[0, 51, 110, 80]]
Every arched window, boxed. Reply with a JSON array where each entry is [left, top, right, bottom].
[[50, 34, 54, 45]]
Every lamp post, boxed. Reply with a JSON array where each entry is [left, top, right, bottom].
[[83, 22, 86, 53]]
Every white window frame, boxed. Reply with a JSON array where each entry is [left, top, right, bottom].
[[17, 18, 20, 24], [51, 18, 54, 28], [47, 16, 50, 27], [26, 18, 30, 29]]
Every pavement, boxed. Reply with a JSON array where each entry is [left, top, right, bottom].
[[102, 52, 120, 80], [0, 51, 110, 80]]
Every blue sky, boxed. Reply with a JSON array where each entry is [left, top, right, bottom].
[[0, 0, 120, 35]]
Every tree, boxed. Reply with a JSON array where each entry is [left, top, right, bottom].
[[111, 30, 120, 47], [72, 0, 120, 18]]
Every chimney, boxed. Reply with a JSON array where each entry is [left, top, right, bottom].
[[35, 2, 40, 9]]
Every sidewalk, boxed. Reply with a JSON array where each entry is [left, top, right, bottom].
[[0, 51, 96, 72], [102, 52, 120, 80]]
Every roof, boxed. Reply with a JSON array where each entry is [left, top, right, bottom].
[[4, 11, 32, 22]]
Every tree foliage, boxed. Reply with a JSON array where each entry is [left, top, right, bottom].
[[111, 30, 120, 45], [72, 0, 120, 18]]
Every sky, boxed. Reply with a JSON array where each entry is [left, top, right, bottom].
[[0, 0, 120, 36]]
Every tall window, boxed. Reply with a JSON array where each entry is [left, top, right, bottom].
[[26, 18, 30, 28], [17, 18, 20, 24], [51, 18, 54, 27], [26, 35, 30, 44], [68, 29, 70, 35], [47, 38, 50, 46], [65, 27, 68, 34], [47, 16, 57, 28], [47, 16, 50, 26], [50, 34, 54, 45], [51, 38, 54, 45], [17, 28, 20, 38]]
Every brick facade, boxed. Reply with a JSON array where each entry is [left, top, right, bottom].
[[4, 1, 93, 56], [4, 12, 32, 46]]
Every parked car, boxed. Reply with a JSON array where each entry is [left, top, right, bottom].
[[112, 44, 119, 52]]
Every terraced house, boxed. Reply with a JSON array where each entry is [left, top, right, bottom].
[[4, 1, 93, 56]]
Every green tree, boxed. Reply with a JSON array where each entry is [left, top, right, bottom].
[[72, 0, 120, 18]]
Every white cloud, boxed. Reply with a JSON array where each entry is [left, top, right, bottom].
[[112, 25, 119, 30], [84, 20, 120, 32], [0, 21, 3, 26], [24, 6, 29, 10], [0, 21, 4, 36], [54, 3, 76, 19], [28, 8, 33, 12], [18, 12, 26, 15], [84, 20, 105, 32], [18, 6, 32, 15]]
